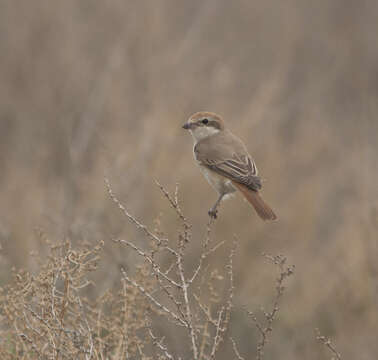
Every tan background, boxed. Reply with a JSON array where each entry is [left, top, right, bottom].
[[1, 0, 377, 358]]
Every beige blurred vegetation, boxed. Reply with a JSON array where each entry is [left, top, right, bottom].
[[0, 0, 377, 358]]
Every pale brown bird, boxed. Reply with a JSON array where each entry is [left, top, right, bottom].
[[183, 111, 277, 221]]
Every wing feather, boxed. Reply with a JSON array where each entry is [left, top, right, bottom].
[[193, 131, 262, 191], [201, 154, 262, 191]]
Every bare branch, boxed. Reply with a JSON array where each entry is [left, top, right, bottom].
[[315, 329, 342, 360], [155, 181, 190, 232], [105, 176, 164, 246], [147, 325, 176, 360], [188, 240, 225, 285], [246, 254, 294, 360], [121, 268, 187, 328], [115, 238, 181, 288], [176, 238, 199, 359], [230, 337, 245, 360]]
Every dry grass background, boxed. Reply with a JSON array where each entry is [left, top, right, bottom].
[[0, 0, 377, 358]]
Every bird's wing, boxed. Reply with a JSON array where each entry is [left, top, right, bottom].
[[194, 136, 262, 191]]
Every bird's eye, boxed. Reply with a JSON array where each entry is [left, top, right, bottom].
[[202, 118, 209, 124]]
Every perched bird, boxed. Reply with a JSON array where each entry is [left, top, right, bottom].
[[183, 111, 277, 221]]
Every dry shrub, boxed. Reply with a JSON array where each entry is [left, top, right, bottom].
[[0, 239, 153, 359], [0, 180, 304, 359], [105, 179, 297, 359], [107, 179, 237, 359]]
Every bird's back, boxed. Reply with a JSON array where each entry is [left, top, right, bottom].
[[194, 130, 250, 163]]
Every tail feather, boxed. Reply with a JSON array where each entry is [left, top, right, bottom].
[[232, 181, 277, 221]]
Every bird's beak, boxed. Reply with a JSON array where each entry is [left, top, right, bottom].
[[182, 122, 191, 130]]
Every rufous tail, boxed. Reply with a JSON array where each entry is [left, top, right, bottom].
[[232, 182, 277, 221]]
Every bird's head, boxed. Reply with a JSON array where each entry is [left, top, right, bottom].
[[182, 112, 225, 141]]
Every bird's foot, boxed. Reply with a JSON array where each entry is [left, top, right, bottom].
[[208, 209, 218, 219]]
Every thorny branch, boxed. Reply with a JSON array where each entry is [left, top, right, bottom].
[[105, 178, 296, 360], [147, 321, 176, 360], [2, 240, 106, 359], [244, 254, 294, 360], [316, 329, 342, 360], [105, 176, 165, 246], [230, 337, 245, 360], [107, 178, 237, 359], [1, 178, 298, 360]]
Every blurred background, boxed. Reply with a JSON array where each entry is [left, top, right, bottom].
[[0, 0, 377, 358]]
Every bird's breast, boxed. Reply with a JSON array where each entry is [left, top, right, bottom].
[[197, 164, 236, 195]]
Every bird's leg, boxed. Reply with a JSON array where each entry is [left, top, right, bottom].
[[208, 193, 225, 219]]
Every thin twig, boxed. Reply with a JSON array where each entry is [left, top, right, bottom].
[[155, 181, 191, 232], [121, 268, 187, 328], [105, 176, 164, 246], [114, 238, 181, 288], [246, 254, 294, 360], [176, 236, 199, 359], [209, 307, 225, 359], [230, 337, 245, 360], [188, 240, 225, 285], [147, 324, 176, 360], [315, 329, 342, 360]]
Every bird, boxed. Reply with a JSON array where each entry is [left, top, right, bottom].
[[182, 111, 277, 221]]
